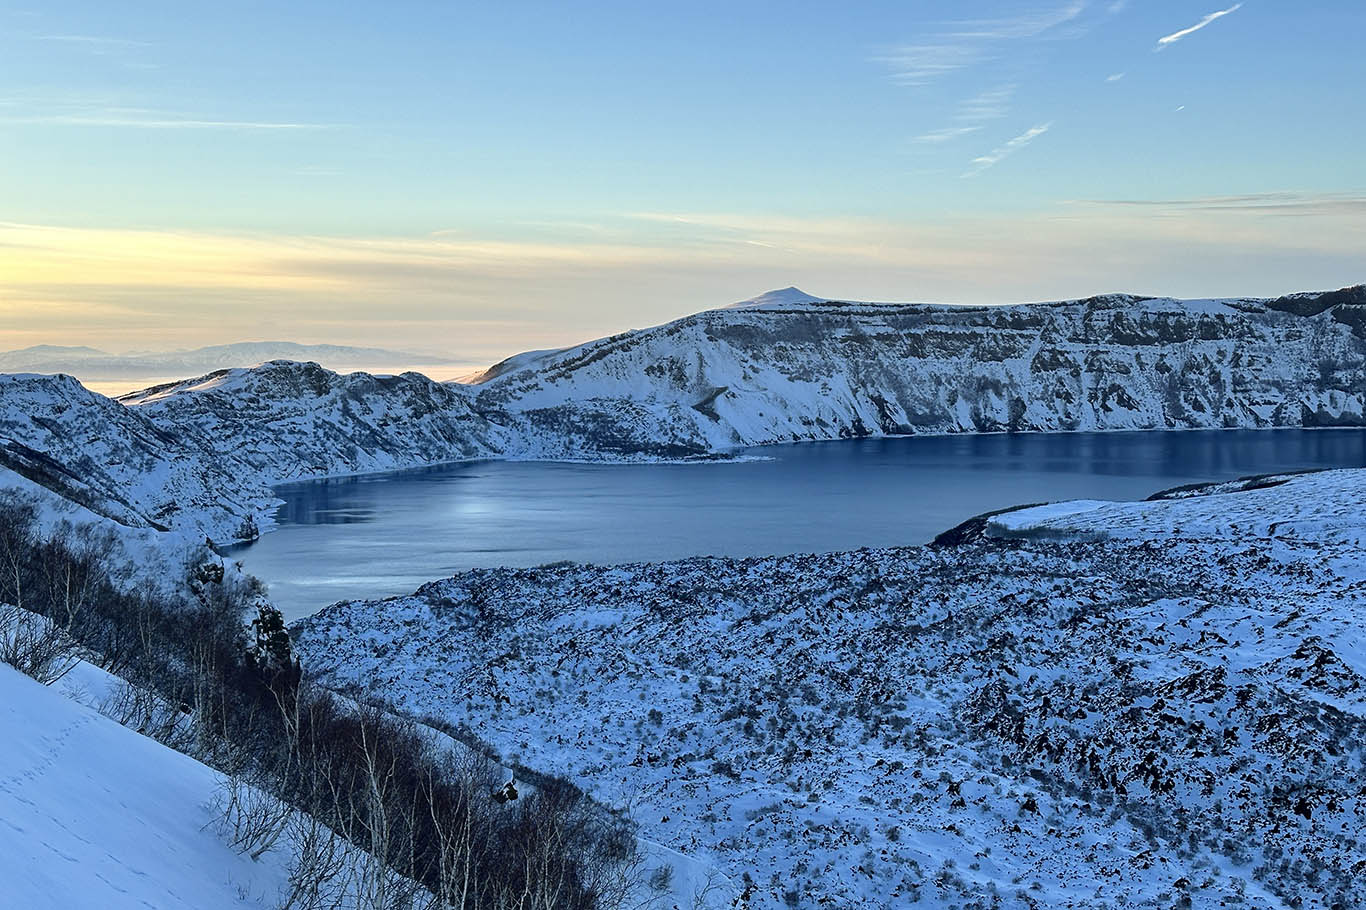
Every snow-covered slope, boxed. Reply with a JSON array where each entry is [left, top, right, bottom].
[[0, 373, 273, 542], [471, 286, 1366, 459], [991, 467, 1366, 542], [0, 663, 297, 909], [294, 468, 1366, 909], [121, 360, 508, 484]]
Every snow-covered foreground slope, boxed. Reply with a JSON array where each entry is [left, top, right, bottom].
[[0, 663, 297, 909], [471, 286, 1366, 458], [122, 360, 508, 484], [294, 468, 1366, 909]]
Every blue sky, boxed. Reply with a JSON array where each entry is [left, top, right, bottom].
[[2, 1, 1363, 361]]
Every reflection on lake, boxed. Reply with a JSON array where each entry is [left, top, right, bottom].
[[232, 429, 1366, 620]]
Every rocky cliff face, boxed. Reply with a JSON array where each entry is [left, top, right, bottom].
[[113, 287, 1366, 474], [0, 373, 272, 541], [120, 360, 507, 483], [472, 287, 1366, 458]]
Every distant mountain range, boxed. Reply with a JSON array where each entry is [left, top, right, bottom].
[[0, 341, 459, 378], [0, 284, 1362, 541]]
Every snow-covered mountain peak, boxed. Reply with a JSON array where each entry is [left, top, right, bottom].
[[724, 286, 827, 309]]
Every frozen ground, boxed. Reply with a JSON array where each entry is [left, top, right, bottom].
[[295, 468, 1366, 909]]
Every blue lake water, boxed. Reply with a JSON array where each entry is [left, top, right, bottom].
[[234, 429, 1366, 620]]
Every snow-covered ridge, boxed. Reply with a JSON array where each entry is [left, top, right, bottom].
[[991, 466, 1366, 542], [720, 286, 827, 309], [293, 467, 1366, 909], [0, 372, 273, 542], [121, 360, 508, 485], [469, 285, 1366, 459]]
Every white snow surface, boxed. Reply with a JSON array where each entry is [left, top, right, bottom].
[[0, 663, 296, 909], [991, 468, 1366, 542], [721, 286, 828, 309], [121, 360, 508, 484]]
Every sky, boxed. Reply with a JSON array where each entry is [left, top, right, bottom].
[[1, 0, 1363, 365]]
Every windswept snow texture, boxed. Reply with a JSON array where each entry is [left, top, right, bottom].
[[470, 287, 1366, 459], [121, 360, 508, 484], [0, 373, 273, 541], [0, 664, 295, 909], [295, 469, 1366, 910]]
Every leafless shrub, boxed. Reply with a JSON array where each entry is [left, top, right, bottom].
[[213, 772, 295, 861], [0, 601, 79, 684], [279, 811, 352, 910], [99, 678, 193, 749]]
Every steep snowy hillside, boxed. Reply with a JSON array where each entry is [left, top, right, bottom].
[[0, 663, 298, 909], [294, 468, 1366, 910], [0, 373, 273, 542], [121, 360, 508, 483], [472, 286, 1366, 459]]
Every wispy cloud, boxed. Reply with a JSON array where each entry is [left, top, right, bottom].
[[880, 2, 1086, 85], [912, 84, 1016, 144], [0, 114, 333, 130], [1105, 71, 1126, 82], [947, 2, 1088, 41], [962, 122, 1053, 176], [913, 125, 985, 144], [34, 34, 149, 47], [958, 84, 1017, 120], [1156, 3, 1243, 49], [0, 91, 333, 131], [881, 44, 989, 86], [1072, 191, 1366, 216]]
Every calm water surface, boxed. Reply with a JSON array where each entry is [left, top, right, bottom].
[[234, 430, 1366, 620]]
